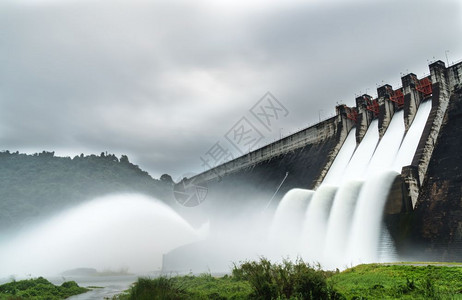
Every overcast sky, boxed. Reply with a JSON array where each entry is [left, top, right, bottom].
[[1, 0, 461, 179]]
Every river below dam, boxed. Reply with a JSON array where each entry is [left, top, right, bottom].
[[49, 275, 138, 299]]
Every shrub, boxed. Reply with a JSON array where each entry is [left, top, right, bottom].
[[232, 257, 342, 300], [125, 277, 188, 300], [0, 277, 88, 299]]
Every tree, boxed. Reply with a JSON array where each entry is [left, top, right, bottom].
[[120, 155, 130, 164], [160, 174, 174, 186]]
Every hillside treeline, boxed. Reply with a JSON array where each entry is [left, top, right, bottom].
[[0, 151, 174, 232]]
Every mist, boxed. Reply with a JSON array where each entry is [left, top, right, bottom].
[[0, 194, 202, 277]]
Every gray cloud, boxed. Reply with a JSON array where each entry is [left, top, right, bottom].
[[0, 0, 461, 178]]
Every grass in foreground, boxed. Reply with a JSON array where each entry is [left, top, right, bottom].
[[114, 274, 252, 300], [329, 263, 462, 299], [0, 277, 89, 300], [115, 259, 462, 300], [116, 258, 340, 300]]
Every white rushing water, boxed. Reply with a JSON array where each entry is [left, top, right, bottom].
[[322, 128, 357, 185], [271, 100, 433, 268], [393, 99, 433, 169], [301, 185, 338, 262], [0, 194, 201, 278], [323, 180, 363, 267], [364, 110, 405, 177], [346, 170, 399, 264], [268, 189, 314, 257], [341, 119, 379, 182]]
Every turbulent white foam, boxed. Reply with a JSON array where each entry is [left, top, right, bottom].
[[0, 194, 199, 277]]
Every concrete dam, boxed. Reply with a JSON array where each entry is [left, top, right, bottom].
[[167, 60, 462, 271]]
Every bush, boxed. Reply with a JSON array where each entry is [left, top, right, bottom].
[[0, 277, 88, 299], [125, 277, 188, 300], [232, 257, 342, 300]]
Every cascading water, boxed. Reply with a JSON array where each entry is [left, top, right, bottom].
[[346, 170, 399, 264], [271, 100, 433, 268], [393, 99, 433, 169], [322, 128, 357, 185], [341, 120, 380, 182], [323, 180, 363, 267], [268, 189, 314, 257], [364, 110, 405, 177], [345, 110, 405, 264], [300, 185, 337, 263]]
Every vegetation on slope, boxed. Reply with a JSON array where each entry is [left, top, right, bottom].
[[0, 277, 88, 299], [0, 151, 174, 232], [114, 260, 462, 300]]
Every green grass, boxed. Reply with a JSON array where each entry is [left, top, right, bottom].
[[114, 260, 462, 300], [328, 263, 462, 299], [0, 277, 89, 299], [171, 274, 252, 299], [114, 274, 252, 300], [388, 261, 462, 266]]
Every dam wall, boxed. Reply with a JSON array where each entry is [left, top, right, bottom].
[[183, 60, 461, 216], [188, 112, 354, 188], [195, 113, 354, 215], [166, 60, 462, 272]]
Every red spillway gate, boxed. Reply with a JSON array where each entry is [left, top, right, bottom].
[[366, 99, 379, 116], [346, 107, 358, 122], [415, 76, 432, 97], [389, 88, 404, 108]]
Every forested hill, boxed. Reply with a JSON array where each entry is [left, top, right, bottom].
[[0, 151, 174, 232]]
